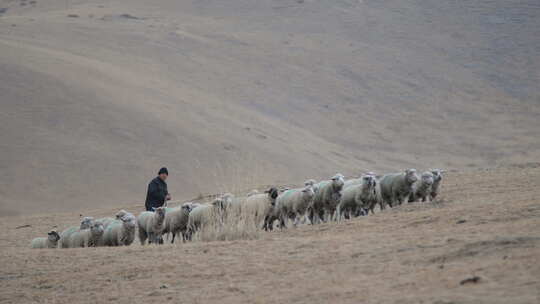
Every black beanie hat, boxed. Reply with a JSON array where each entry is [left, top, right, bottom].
[[158, 167, 168, 175]]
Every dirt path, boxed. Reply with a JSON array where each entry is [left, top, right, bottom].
[[1, 166, 539, 303]]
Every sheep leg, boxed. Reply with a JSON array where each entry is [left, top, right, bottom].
[[319, 209, 327, 223], [307, 208, 314, 225], [281, 215, 287, 229], [138, 229, 147, 245], [292, 215, 299, 227], [171, 233, 175, 244]]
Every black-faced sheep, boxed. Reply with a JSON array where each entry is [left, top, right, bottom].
[[243, 187, 279, 230]]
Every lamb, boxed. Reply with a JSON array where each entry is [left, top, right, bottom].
[[379, 169, 418, 207], [408, 171, 435, 202], [137, 207, 166, 245], [275, 185, 315, 228], [243, 187, 279, 230], [30, 230, 60, 249], [100, 211, 137, 246], [309, 173, 345, 223], [162, 203, 194, 243], [67, 221, 105, 248], [337, 174, 382, 220], [429, 169, 444, 201], [59, 216, 95, 248]]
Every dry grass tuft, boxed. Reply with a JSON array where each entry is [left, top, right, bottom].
[[191, 197, 262, 242]]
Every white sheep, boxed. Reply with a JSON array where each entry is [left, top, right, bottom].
[[379, 169, 418, 207], [275, 185, 315, 228], [337, 174, 382, 220], [186, 196, 230, 239], [100, 211, 137, 246], [30, 230, 60, 249], [409, 171, 435, 202], [59, 216, 95, 248], [429, 169, 444, 201], [137, 207, 166, 245], [309, 173, 345, 223], [67, 221, 105, 248], [163, 203, 194, 243]]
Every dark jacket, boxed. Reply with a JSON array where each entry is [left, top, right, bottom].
[[145, 177, 168, 211]]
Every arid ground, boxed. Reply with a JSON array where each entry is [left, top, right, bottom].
[[1, 165, 539, 303]]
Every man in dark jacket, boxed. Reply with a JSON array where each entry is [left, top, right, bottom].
[[145, 167, 171, 211]]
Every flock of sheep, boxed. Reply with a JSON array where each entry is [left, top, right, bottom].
[[30, 169, 444, 248]]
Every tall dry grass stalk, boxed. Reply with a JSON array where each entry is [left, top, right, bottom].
[[185, 152, 281, 242], [191, 196, 264, 242]]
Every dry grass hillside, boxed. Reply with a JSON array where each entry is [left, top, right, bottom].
[[1, 166, 539, 303], [1, 0, 539, 215]]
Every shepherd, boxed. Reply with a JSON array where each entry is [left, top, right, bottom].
[[145, 167, 171, 211]]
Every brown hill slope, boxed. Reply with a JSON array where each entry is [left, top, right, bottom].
[[1, 166, 539, 303], [1, 0, 539, 215]]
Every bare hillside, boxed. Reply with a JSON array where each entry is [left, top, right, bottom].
[[1, 0, 539, 215], [1, 166, 539, 303]]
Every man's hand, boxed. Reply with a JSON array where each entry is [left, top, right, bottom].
[[166, 193, 172, 201]]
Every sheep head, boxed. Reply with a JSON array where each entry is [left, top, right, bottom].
[[304, 179, 317, 187], [421, 171, 435, 186], [115, 210, 129, 220], [331, 173, 345, 191], [181, 202, 194, 213], [80, 217, 94, 229], [120, 213, 137, 228], [405, 169, 418, 184], [431, 169, 444, 182], [301, 185, 315, 201], [153, 207, 166, 218], [47, 231, 60, 242], [265, 187, 279, 202], [90, 221, 105, 236], [361, 174, 377, 190]]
